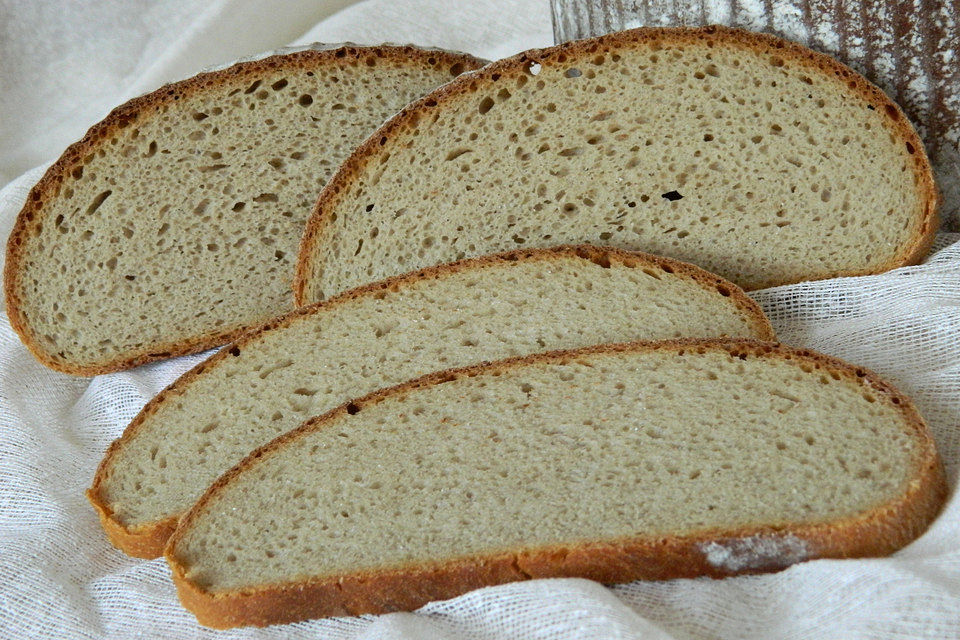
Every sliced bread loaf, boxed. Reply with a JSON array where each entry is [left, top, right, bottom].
[[166, 339, 946, 628], [295, 25, 938, 304], [4, 45, 484, 375], [88, 245, 773, 558]]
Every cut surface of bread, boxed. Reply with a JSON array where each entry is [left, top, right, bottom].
[[166, 340, 946, 629], [4, 45, 484, 375], [88, 245, 773, 559], [295, 25, 938, 305]]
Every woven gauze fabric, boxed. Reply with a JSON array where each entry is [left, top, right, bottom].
[[2, 1, 959, 637]]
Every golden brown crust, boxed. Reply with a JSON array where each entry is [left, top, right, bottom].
[[166, 338, 946, 628], [88, 244, 772, 559], [294, 24, 939, 302], [4, 44, 485, 377], [86, 484, 179, 560]]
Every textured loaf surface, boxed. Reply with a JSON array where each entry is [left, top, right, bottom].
[[4, 45, 483, 375], [295, 26, 937, 304], [89, 245, 773, 558], [167, 340, 946, 628]]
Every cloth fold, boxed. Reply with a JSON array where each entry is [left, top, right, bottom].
[[1, 0, 958, 637]]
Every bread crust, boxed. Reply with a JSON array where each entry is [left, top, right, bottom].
[[4, 44, 485, 376], [88, 244, 773, 558], [165, 338, 947, 628], [294, 24, 939, 304]]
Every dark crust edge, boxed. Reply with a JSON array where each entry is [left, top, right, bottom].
[[294, 24, 939, 303], [87, 244, 774, 558], [3, 45, 485, 377], [165, 338, 947, 628]]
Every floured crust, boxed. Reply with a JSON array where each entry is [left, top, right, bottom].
[[4, 44, 485, 377], [87, 244, 773, 559], [294, 24, 939, 303], [165, 339, 946, 629]]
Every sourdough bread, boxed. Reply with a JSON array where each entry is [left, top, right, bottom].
[[295, 25, 938, 304], [88, 245, 773, 558], [5, 45, 483, 375], [166, 340, 946, 628]]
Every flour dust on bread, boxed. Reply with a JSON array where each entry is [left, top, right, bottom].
[[88, 245, 773, 558], [4, 45, 483, 375], [166, 340, 946, 628], [295, 26, 938, 304]]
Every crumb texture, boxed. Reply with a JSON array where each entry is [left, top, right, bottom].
[[11, 47, 479, 370], [97, 248, 770, 537], [301, 28, 930, 302], [171, 345, 921, 592]]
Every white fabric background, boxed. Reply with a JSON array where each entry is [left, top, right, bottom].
[[1, 1, 958, 637]]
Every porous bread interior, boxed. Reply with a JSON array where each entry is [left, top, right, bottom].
[[301, 31, 928, 301], [14, 49, 474, 368], [173, 346, 919, 592], [97, 249, 769, 530]]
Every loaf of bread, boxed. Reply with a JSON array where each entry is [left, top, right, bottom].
[[166, 339, 946, 628], [4, 45, 484, 375], [295, 25, 938, 305], [88, 245, 773, 558]]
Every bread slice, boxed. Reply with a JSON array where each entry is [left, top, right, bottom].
[[294, 25, 938, 305], [4, 45, 484, 375], [88, 245, 773, 559], [166, 339, 946, 628]]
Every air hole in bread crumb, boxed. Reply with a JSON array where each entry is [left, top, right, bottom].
[[478, 97, 494, 114], [271, 78, 288, 91], [565, 68, 582, 78], [449, 62, 466, 75], [445, 148, 472, 161], [298, 94, 313, 106], [662, 190, 683, 201], [253, 193, 278, 203], [86, 190, 112, 214]]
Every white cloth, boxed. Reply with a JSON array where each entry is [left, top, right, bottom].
[[1, 1, 958, 637]]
